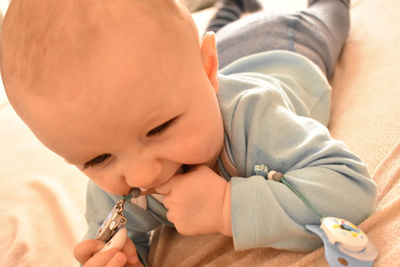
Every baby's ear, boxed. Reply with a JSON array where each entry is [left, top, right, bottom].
[[200, 32, 219, 93]]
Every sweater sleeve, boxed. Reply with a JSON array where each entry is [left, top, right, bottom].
[[218, 75, 377, 252], [83, 181, 160, 266]]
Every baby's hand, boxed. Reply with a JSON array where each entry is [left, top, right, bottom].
[[156, 165, 232, 236], [73, 238, 143, 267]]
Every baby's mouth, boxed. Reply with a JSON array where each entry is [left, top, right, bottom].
[[179, 164, 192, 174], [137, 165, 192, 194]]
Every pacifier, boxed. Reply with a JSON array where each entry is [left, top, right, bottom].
[[306, 217, 378, 267]]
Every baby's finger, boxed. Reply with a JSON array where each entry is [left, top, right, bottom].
[[154, 179, 174, 195], [74, 239, 104, 264], [121, 238, 140, 265], [155, 172, 184, 195], [85, 248, 126, 267], [105, 251, 128, 267]]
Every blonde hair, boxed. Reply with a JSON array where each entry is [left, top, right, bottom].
[[1, 0, 199, 98]]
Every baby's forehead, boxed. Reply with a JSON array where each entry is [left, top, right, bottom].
[[1, 0, 198, 98]]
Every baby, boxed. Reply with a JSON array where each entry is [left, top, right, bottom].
[[1, 0, 377, 266]]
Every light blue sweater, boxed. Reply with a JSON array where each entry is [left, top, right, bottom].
[[83, 50, 377, 265]]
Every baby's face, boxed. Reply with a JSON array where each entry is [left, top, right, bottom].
[[15, 29, 224, 195]]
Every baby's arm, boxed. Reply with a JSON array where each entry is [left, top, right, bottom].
[[223, 83, 377, 251]]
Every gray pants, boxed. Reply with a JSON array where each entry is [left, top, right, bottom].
[[215, 0, 350, 78]]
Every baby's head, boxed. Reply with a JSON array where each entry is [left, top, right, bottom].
[[1, 0, 224, 195]]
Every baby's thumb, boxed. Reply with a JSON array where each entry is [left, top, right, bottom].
[[73, 239, 104, 264]]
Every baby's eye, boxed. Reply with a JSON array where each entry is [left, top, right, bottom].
[[147, 116, 178, 137], [83, 153, 111, 169]]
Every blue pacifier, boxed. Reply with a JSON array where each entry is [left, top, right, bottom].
[[306, 217, 378, 267]]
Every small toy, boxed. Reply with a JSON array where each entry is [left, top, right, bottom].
[[306, 217, 378, 267]]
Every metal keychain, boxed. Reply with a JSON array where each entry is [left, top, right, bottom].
[[96, 199, 128, 243], [95, 188, 145, 243]]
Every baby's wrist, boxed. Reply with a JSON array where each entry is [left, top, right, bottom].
[[220, 181, 232, 236]]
